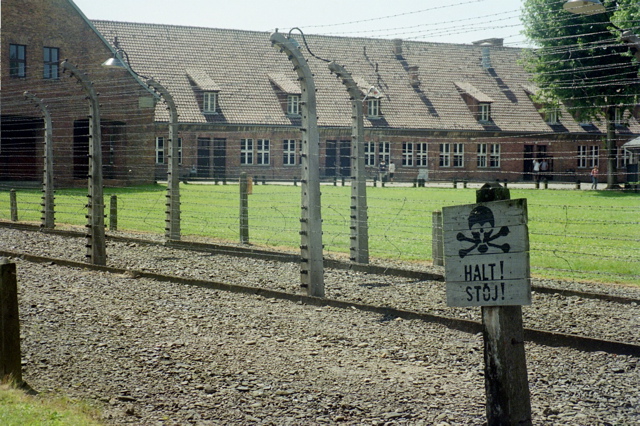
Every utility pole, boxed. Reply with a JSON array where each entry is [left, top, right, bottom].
[[328, 62, 369, 264], [147, 79, 181, 241], [61, 61, 106, 266], [24, 92, 55, 229], [271, 31, 325, 297]]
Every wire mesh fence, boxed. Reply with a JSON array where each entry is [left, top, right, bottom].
[[0, 182, 638, 284]]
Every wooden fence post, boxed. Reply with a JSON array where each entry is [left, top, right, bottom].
[[432, 211, 444, 266], [0, 259, 21, 384], [109, 195, 118, 231], [10, 190, 18, 222], [476, 183, 532, 425], [239, 173, 249, 244]]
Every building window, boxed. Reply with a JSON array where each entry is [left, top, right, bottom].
[[364, 142, 375, 166], [614, 108, 624, 125], [156, 137, 165, 164], [416, 143, 428, 166], [618, 148, 635, 168], [489, 144, 501, 168], [283, 139, 297, 165], [257, 139, 270, 165], [156, 137, 182, 164], [453, 143, 464, 167], [366, 99, 380, 118], [378, 142, 390, 164], [578, 145, 599, 168], [478, 143, 500, 168], [43, 47, 59, 79], [477, 144, 487, 168], [241, 138, 254, 165], [203, 92, 218, 113], [478, 103, 491, 122], [545, 108, 559, 124], [10, 44, 26, 78], [402, 143, 414, 166], [439, 144, 451, 167], [287, 95, 300, 116]]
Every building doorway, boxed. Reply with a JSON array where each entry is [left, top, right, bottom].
[[197, 138, 211, 178], [213, 138, 226, 180], [325, 140, 350, 177], [0, 115, 40, 181]]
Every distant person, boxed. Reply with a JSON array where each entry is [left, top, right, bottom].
[[540, 158, 549, 180], [378, 159, 388, 183], [388, 161, 396, 182], [590, 165, 599, 189], [533, 159, 541, 182]]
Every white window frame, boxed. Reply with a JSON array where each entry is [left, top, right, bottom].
[[489, 144, 501, 168], [257, 139, 270, 165], [416, 143, 428, 167], [578, 145, 599, 168], [378, 141, 390, 164], [402, 142, 414, 167], [287, 95, 300, 116], [156, 137, 165, 164], [155, 137, 182, 165], [364, 142, 375, 167], [477, 143, 487, 168], [618, 148, 635, 168], [367, 99, 380, 118], [478, 103, 491, 122], [283, 139, 297, 166], [241, 138, 254, 165], [453, 143, 464, 168], [203, 91, 218, 113], [545, 108, 559, 124], [439, 143, 451, 167]]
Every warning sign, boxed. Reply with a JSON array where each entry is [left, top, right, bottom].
[[442, 198, 531, 307]]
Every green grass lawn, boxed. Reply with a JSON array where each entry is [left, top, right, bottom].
[[1, 183, 638, 285], [0, 383, 101, 425]]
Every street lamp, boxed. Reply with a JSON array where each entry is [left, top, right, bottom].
[[563, 0, 606, 15], [563, 0, 640, 60]]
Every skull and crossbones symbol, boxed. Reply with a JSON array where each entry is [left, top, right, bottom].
[[457, 206, 510, 258]]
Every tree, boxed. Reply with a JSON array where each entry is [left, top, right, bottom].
[[521, 0, 640, 188]]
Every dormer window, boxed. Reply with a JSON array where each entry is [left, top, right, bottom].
[[545, 108, 559, 124], [203, 91, 218, 114], [454, 81, 494, 124], [366, 98, 380, 118], [186, 68, 222, 115], [478, 103, 491, 123], [268, 73, 301, 118], [522, 85, 563, 127], [287, 94, 300, 116]]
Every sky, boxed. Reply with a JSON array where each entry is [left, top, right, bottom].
[[72, 0, 528, 47]]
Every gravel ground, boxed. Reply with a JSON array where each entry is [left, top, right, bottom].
[[2, 227, 640, 425]]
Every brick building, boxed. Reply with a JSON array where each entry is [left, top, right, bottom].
[[92, 20, 639, 184], [1, 0, 157, 186], [2, 0, 638, 186]]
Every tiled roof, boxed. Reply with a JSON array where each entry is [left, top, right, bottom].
[[267, 73, 300, 95], [453, 81, 494, 103], [186, 69, 221, 91], [91, 20, 638, 134]]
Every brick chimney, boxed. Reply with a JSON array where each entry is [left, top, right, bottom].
[[393, 39, 403, 57]]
